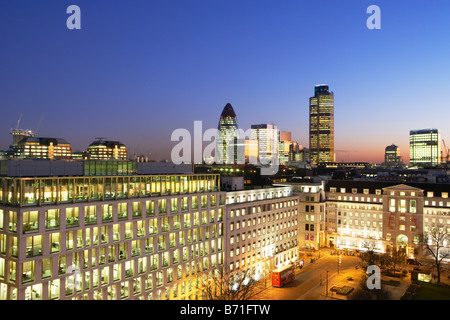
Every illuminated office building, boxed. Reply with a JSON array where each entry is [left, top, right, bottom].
[[325, 180, 450, 260], [225, 187, 300, 281], [250, 124, 279, 165], [87, 140, 128, 161], [309, 85, 334, 166], [15, 137, 72, 160], [278, 131, 292, 165], [278, 181, 326, 250], [409, 129, 440, 167], [217, 103, 240, 165], [384, 144, 402, 168], [0, 161, 225, 300]]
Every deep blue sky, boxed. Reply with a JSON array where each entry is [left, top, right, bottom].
[[1, 0, 449, 163]]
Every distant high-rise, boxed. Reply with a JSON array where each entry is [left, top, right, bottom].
[[251, 124, 279, 164], [279, 131, 292, 165], [409, 129, 440, 167], [309, 85, 334, 166], [384, 144, 402, 168], [217, 103, 239, 164]]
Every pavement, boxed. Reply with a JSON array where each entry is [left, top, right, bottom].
[[251, 248, 414, 300]]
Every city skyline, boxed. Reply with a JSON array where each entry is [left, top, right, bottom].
[[1, 0, 450, 164]]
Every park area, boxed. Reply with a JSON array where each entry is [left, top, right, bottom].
[[413, 283, 450, 300]]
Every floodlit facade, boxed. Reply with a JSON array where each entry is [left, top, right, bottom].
[[309, 85, 334, 166], [409, 129, 440, 167], [327, 183, 386, 253], [326, 180, 450, 259]]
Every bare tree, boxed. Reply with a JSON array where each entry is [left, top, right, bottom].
[[359, 242, 380, 270], [202, 267, 266, 300], [422, 225, 450, 283], [383, 246, 406, 275]]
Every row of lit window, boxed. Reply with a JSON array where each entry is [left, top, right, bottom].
[[229, 228, 297, 248], [1, 254, 224, 300], [0, 221, 225, 261], [229, 245, 297, 272]]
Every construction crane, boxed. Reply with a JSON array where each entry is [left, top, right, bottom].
[[34, 115, 45, 135], [14, 114, 23, 130], [442, 139, 449, 164]]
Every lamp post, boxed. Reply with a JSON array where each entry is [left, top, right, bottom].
[[338, 255, 341, 274]]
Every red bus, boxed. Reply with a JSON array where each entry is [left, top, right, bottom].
[[271, 265, 295, 287]]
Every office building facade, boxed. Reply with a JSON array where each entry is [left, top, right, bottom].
[[0, 170, 226, 300], [225, 187, 300, 281], [87, 140, 128, 161], [409, 129, 440, 167], [326, 180, 450, 259], [250, 124, 279, 165], [384, 144, 402, 168], [15, 137, 72, 160], [278, 131, 292, 165], [309, 85, 334, 166]]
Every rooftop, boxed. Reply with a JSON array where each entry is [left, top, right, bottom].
[[219, 103, 237, 118]]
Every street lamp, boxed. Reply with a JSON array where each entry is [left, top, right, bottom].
[[338, 255, 341, 274]]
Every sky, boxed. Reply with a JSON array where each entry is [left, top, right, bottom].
[[1, 0, 449, 163]]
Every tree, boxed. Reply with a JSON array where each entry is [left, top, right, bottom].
[[382, 246, 406, 275], [359, 242, 380, 270], [421, 224, 450, 283], [202, 267, 267, 300], [350, 275, 392, 300]]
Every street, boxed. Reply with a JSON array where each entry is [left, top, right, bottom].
[[251, 250, 412, 300]]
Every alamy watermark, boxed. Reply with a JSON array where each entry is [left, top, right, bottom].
[[67, 5, 81, 30], [366, 5, 381, 30], [366, 265, 381, 289], [171, 121, 280, 175], [66, 265, 82, 291]]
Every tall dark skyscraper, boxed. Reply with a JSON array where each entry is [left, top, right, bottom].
[[309, 85, 334, 166], [217, 103, 239, 164]]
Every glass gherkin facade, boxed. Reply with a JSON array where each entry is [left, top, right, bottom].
[[309, 85, 334, 166], [217, 103, 239, 164]]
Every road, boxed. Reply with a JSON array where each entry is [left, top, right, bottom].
[[252, 253, 366, 300]]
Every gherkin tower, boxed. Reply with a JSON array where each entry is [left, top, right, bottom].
[[217, 103, 239, 164]]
